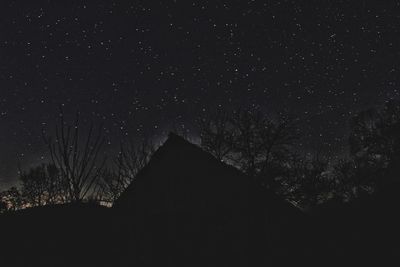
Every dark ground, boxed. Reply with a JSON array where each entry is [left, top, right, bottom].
[[0, 192, 399, 267]]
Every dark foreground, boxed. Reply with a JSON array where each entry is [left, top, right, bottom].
[[0, 194, 399, 267]]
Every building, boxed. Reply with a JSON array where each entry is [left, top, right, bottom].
[[115, 133, 304, 266]]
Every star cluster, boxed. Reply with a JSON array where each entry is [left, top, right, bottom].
[[1, 0, 400, 187]]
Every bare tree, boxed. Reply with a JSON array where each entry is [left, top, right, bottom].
[[116, 139, 154, 184], [198, 111, 235, 161], [43, 110, 106, 203], [98, 139, 154, 204], [294, 155, 330, 207], [229, 109, 267, 177], [348, 100, 400, 193], [199, 108, 299, 188], [97, 168, 123, 204], [20, 165, 48, 207], [230, 110, 299, 183]]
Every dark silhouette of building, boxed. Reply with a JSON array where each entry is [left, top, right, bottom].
[[115, 133, 305, 266]]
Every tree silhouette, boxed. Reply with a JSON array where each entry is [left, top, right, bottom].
[[295, 155, 330, 207], [19, 163, 64, 206], [330, 159, 375, 201], [20, 165, 47, 207], [0, 198, 7, 213], [199, 108, 299, 189], [349, 100, 400, 193], [99, 139, 154, 204], [0, 187, 23, 211], [43, 110, 106, 203], [198, 111, 235, 161], [98, 168, 124, 204]]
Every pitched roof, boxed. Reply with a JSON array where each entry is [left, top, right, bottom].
[[114, 133, 300, 215], [115, 133, 259, 209], [113, 133, 305, 266]]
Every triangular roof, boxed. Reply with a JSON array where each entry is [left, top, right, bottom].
[[113, 133, 304, 266], [115, 132, 259, 209], [114, 133, 299, 214]]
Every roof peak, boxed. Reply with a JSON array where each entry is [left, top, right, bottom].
[[148, 132, 202, 161], [168, 131, 184, 139], [165, 132, 192, 145]]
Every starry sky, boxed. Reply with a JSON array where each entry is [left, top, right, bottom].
[[1, 0, 400, 188]]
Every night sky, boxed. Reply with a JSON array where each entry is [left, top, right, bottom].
[[1, 0, 400, 188]]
